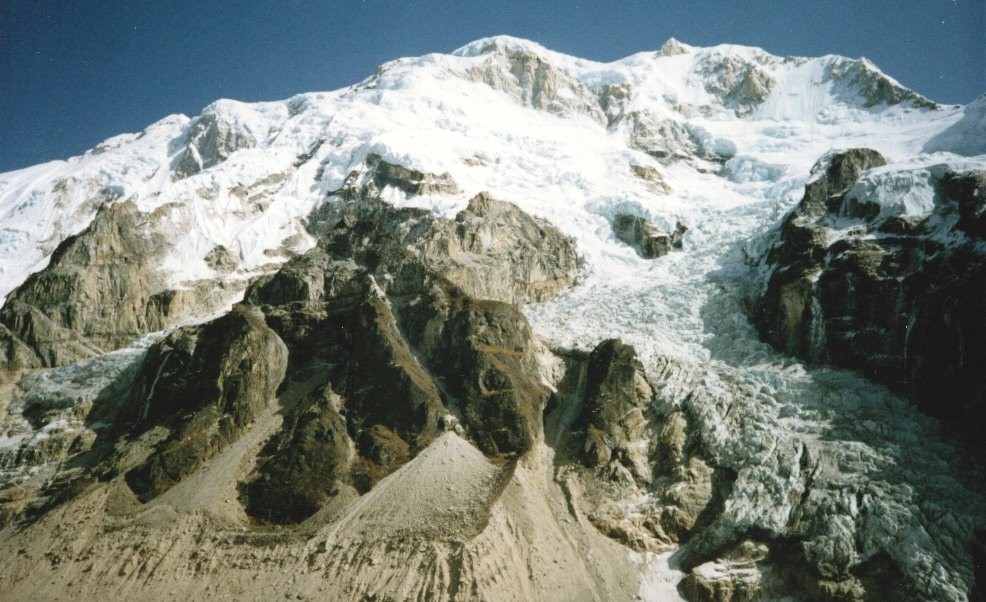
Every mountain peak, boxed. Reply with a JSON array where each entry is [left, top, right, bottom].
[[0, 30, 983, 602], [658, 37, 690, 56], [452, 34, 554, 58]]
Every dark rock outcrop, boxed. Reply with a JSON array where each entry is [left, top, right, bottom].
[[241, 384, 353, 523], [754, 149, 986, 430], [613, 213, 688, 258], [123, 304, 288, 501], [232, 195, 565, 522], [579, 340, 653, 481], [0, 323, 43, 370]]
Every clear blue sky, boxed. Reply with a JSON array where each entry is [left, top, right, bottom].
[[0, 1, 983, 172]]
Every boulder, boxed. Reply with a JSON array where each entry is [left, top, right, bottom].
[[613, 213, 687, 258]]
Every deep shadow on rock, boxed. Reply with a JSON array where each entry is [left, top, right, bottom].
[[123, 305, 288, 501], [229, 194, 565, 523], [754, 149, 986, 434]]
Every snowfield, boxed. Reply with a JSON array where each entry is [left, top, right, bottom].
[[1, 35, 984, 600]]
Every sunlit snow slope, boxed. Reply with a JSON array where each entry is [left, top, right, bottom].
[[1, 36, 984, 600]]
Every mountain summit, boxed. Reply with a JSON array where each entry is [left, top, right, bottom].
[[0, 37, 984, 601]]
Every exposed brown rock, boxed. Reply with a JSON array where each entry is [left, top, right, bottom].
[[631, 163, 672, 194], [241, 385, 353, 523], [233, 197, 561, 522], [204, 245, 239, 273], [696, 54, 775, 115], [334, 153, 458, 200], [410, 192, 579, 304], [579, 339, 653, 482], [613, 213, 688, 258], [0, 201, 235, 369], [465, 42, 608, 122], [309, 192, 578, 305], [123, 304, 288, 501], [755, 150, 986, 432], [627, 111, 701, 163], [680, 541, 771, 602]]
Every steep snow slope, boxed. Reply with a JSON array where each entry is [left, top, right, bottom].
[[0, 35, 984, 600]]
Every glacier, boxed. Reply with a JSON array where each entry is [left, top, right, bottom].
[[0, 35, 983, 601]]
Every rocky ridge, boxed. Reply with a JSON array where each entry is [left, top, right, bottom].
[[0, 35, 983, 602], [754, 148, 986, 430]]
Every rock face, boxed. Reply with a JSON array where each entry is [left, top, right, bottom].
[[233, 196, 560, 522], [579, 340, 653, 482], [335, 153, 459, 200], [464, 41, 607, 123], [613, 213, 688, 258], [827, 58, 938, 109], [410, 192, 579, 303], [174, 111, 256, 178], [0, 201, 232, 369], [124, 304, 288, 501], [695, 52, 775, 116], [626, 111, 703, 164], [755, 149, 986, 429], [0, 202, 166, 367], [0, 193, 566, 528], [631, 163, 671, 194], [543, 340, 724, 559]]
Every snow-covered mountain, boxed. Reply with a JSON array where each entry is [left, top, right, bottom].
[[0, 36, 984, 601]]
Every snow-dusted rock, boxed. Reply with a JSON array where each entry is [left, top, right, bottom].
[[0, 35, 983, 602], [755, 148, 986, 432], [613, 213, 687, 258]]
